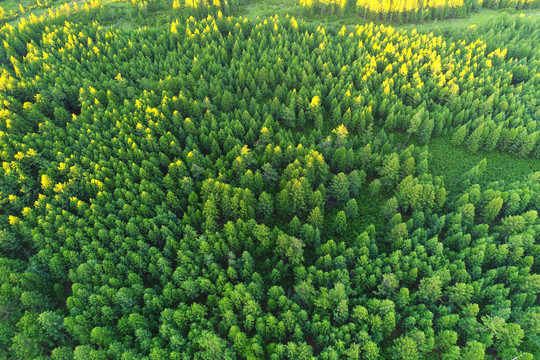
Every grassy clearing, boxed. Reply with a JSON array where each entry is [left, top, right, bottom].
[[2, 0, 73, 25], [428, 136, 540, 196], [241, 0, 540, 34], [0, 1, 70, 13], [399, 8, 540, 33], [242, 0, 368, 31], [1, 0, 36, 12]]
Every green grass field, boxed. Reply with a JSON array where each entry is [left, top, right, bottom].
[[1, 0, 73, 24], [429, 136, 540, 195]]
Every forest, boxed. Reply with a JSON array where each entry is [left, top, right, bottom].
[[0, 0, 539, 359]]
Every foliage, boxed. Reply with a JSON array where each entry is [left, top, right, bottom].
[[0, 2, 538, 359], [299, 0, 539, 23]]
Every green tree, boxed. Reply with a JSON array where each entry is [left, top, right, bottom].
[[197, 330, 236, 359], [307, 207, 324, 229], [345, 199, 358, 220], [334, 211, 347, 236], [417, 276, 442, 303], [466, 123, 485, 154], [258, 192, 274, 219], [331, 173, 350, 206], [417, 116, 434, 144], [460, 341, 485, 360], [401, 108, 424, 149], [452, 125, 468, 146], [483, 197, 503, 223], [348, 170, 365, 198], [392, 336, 419, 360], [380, 153, 400, 187], [276, 234, 305, 265], [369, 179, 381, 197], [447, 283, 474, 306], [262, 163, 278, 185]]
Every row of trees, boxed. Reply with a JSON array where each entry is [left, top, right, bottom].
[[355, 0, 469, 22], [299, 0, 539, 23]]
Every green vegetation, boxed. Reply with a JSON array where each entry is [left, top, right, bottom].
[[429, 136, 540, 194], [297, 0, 539, 23], [0, 1, 538, 359], [0, 0, 72, 23]]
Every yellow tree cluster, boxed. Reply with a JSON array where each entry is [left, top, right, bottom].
[[171, 0, 228, 18], [320, 0, 348, 8], [182, 0, 225, 8], [356, 0, 465, 22], [301, 0, 538, 23], [301, 0, 538, 22], [357, 0, 464, 12]]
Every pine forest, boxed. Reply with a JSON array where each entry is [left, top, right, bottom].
[[0, 0, 539, 359]]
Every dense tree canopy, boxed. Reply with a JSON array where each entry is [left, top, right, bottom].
[[0, 1, 538, 359]]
